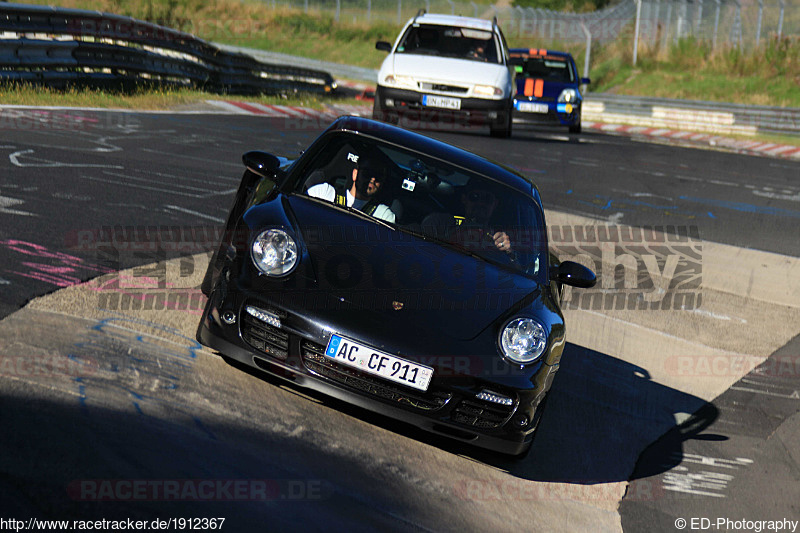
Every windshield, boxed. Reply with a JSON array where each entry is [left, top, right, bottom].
[[289, 133, 547, 280], [395, 24, 502, 64], [511, 55, 575, 84]]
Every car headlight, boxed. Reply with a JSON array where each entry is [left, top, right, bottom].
[[558, 88, 578, 103], [251, 229, 298, 277], [474, 84, 502, 97], [384, 74, 416, 87], [499, 318, 548, 365]]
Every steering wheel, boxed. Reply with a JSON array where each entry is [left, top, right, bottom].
[[448, 224, 514, 265]]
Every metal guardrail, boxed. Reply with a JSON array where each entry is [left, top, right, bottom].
[[0, 3, 336, 94]]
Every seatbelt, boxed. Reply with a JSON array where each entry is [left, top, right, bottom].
[[335, 187, 379, 216]]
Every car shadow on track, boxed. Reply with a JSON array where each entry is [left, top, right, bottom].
[[464, 344, 724, 484], [224, 342, 722, 485]]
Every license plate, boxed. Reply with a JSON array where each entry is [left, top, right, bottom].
[[422, 95, 461, 110], [324, 334, 433, 392], [516, 101, 549, 113]]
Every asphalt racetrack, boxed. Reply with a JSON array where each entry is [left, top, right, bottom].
[[0, 108, 798, 531]]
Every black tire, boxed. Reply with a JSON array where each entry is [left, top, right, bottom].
[[569, 111, 582, 134], [490, 105, 513, 138], [509, 393, 550, 459], [371, 90, 384, 121], [372, 87, 399, 124]]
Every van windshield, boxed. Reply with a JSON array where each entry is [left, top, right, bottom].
[[396, 24, 502, 64]]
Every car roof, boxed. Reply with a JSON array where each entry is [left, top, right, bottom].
[[323, 116, 542, 205], [412, 13, 496, 32], [509, 48, 574, 61]]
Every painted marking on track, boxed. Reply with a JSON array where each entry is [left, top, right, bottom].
[[136, 168, 239, 186], [679, 195, 800, 218], [567, 159, 600, 167], [164, 205, 226, 223], [729, 386, 800, 400], [140, 148, 242, 168], [9, 149, 123, 169], [752, 189, 800, 202], [709, 179, 738, 187], [617, 191, 675, 201], [102, 170, 219, 195], [682, 454, 753, 469], [663, 467, 732, 498], [692, 309, 748, 323], [0, 194, 36, 216], [75, 173, 214, 200], [0, 277, 10, 285], [662, 454, 752, 498]]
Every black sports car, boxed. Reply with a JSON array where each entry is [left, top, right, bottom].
[[197, 116, 595, 456]]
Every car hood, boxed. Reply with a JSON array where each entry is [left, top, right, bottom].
[[391, 54, 509, 90], [244, 195, 541, 343]]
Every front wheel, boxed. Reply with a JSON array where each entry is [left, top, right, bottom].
[[568, 112, 582, 134], [489, 105, 512, 138], [372, 87, 398, 124]]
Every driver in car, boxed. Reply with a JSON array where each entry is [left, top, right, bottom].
[[307, 153, 397, 223], [454, 182, 515, 256]]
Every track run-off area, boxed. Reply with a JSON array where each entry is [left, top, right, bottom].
[[0, 104, 798, 531]]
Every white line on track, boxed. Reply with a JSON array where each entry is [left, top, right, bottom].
[[9, 149, 123, 169], [102, 170, 219, 194], [164, 205, 225, 223], [729, 386, 800, 399], [135, 168, 239, 185], [76, 174, 209, 198], [141, 148, 242, 168]]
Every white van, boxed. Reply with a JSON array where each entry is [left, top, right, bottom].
[[373, 12, 515, 137]]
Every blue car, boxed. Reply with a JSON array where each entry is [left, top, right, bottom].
[[509, 48, 590, 134]]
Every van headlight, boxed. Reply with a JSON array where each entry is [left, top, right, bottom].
[[384, 74, 416, 88], [474, 84, 502, 97], [251, 229, 298, 277], [499, 318, 547, 365]]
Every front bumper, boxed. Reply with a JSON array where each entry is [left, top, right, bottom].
[[197, 278, 554, 456], [375, 85, 510, 128], [513, 98, 581, 127]]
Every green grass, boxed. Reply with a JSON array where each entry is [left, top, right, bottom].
[[0, 83, 367, 110], [585, 35, 800, 107]]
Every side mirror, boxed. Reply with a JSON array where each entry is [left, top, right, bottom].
[[553, 260, 596, 288], [375, 41, 392, 52], [580, 77, 591, 85], [242, 151, 281, 178]]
